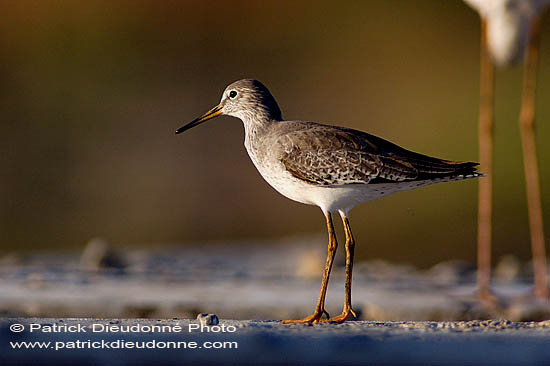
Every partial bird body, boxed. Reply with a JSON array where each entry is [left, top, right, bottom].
[[464, 0, 549, 302], [464, 0, 550, 65], [243, 119, 479, 213]]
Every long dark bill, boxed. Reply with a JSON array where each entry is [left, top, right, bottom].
[[175, 104, 223, 134]]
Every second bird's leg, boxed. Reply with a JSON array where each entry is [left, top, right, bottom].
[[477, 17, 496, 305], [282, 212, 338, 324], [329, 212, 357, 323], [519, 17, 548, 300]]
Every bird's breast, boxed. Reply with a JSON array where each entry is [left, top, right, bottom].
[[244, 137, 317, 205]]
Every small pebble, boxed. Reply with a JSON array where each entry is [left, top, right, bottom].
[[80, 238, 126, 272], [197, 313, 219, 326]]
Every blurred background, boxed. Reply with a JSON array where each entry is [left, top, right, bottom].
[[1, 0, 549, 269]]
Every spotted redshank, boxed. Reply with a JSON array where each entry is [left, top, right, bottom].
[[176, 79, 482, 324]]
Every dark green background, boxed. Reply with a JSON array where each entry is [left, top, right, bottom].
[[1, 1, 549, 267]]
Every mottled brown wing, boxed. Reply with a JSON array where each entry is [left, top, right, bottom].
[[278, 127, 419, 186], [278, 124, 479, 187]]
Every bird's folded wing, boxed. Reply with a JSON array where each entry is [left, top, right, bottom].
[[278, 126, 477, 187], [278, 127, 419, 186]]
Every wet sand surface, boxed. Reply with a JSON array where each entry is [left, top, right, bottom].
[[2, 240, 550, 364], [2, 240, 549, 321], [3, 318, 550, 365]]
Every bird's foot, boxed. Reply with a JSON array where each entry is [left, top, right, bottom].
[[282, 309, 329, 324], [328, 308, 357, 323]]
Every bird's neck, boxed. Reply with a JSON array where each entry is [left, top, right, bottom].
[[241, 113, 279, 140], [241, 116, 279, 157]]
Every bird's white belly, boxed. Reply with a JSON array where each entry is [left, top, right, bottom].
[[245, 140, 473, 213], [249, 154, 468, 214], [249, 155, 432, 213]]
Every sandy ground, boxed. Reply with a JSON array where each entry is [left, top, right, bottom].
[[3, 318, 550, 365], [2, 240, 550, 321], [3, 241, 550, 364]]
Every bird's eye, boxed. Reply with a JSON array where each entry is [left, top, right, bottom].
[[229, 90, 238, 99]]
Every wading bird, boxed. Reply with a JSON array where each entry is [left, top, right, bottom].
[[464, 0, 549, 301], [176, 79, 481, 323]]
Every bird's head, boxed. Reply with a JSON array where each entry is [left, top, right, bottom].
[[176, 79, 282, 135]]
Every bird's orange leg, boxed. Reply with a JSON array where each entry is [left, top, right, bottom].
[[282, 212, 338, 324], [477, 18, 496, 305], [519, 17, 548, 300], [328, 213, 358, 323]]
